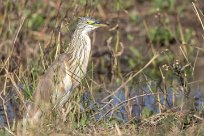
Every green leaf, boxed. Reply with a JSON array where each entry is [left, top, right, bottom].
[[142, 107, 153, 118], [28, 13, 45, 30]]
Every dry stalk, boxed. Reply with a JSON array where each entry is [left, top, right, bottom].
[[1, 16, 25, 72], [192, 49, 199, 77], [157, 89, 162, 114], [102, 53, 160, 102], [192, 2, 204, 33], [98, 92, 162, 122], [159, 67, 166, 111]]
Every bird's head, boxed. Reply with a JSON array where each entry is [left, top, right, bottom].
[[77, 17, 108, 33]]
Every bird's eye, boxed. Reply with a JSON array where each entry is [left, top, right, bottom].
[[87, 20, 95, 25]]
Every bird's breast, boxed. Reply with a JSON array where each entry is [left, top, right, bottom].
[[64, 33, 91, 88]]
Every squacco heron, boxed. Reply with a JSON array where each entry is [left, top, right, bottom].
[[26, 17, 107, 122]]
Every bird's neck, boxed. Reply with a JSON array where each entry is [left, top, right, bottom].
[[68, 30, 91, 55], [66, 29, 91, 70]]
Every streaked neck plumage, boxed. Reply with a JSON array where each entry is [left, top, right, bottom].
[[66, 28, 91, 82]]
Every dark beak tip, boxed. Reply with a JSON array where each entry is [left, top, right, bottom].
[[96, 21, 109, 25]]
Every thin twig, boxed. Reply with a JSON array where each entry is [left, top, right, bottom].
[[193, 114, 204, 121], [194, 46, 204, 52], [1, 16, 26, 72], [192, 49, 199, 77], [4, 126, 16, 136], [102, 53, 159, 102], [187, 79, 204, 85], [192, 2, 204, 32], [97, 92, 161, 122]]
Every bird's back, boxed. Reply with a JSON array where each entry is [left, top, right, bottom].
[[32, 53, 75, 108], [30, 47, 90, 116]]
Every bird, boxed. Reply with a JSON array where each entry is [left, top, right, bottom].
[[26, 17, 107, 123]]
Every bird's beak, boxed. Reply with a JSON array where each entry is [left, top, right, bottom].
[[94, 21, 108, 27]]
